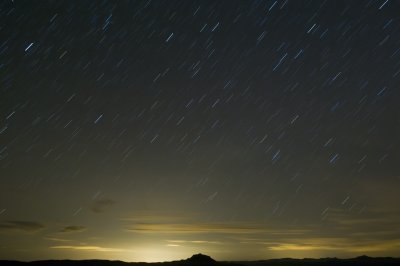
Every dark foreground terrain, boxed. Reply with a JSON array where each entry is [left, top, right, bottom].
[[2, 254, 400, 266]]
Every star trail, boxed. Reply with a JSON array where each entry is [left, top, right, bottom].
[[0, 0, 399, 262]]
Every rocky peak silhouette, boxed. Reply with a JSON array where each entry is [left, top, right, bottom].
[[185, 254, 216, 264]]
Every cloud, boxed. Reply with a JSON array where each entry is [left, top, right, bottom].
[[44, 237, 72, 242], [126, 222, 311, 235], [167, 244, 180, 247], [322, 208, 400, 240], [0, 220, 44, 233], [50, 245, 125, 252], [167, 239, 222, 245], [123, 210, 400, 256], [121, 210, 198, 223], [264, 238, 400, 254], [126, 223, 258, 234], [90, 198, 115, 213], [60, 225, 86, 233], [268, 243, 344, 251], [122, 212, 311, 236]]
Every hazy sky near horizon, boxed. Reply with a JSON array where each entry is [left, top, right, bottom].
[[0, 0, 399, 262]]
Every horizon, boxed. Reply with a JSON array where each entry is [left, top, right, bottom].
[[3, 253, 400, 263], [1, 0, 399, 263]]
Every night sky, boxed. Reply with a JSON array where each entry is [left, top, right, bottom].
[[0, 0, 399, 262]]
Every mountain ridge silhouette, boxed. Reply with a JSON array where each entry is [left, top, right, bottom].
[[2, 254, 400, 266]]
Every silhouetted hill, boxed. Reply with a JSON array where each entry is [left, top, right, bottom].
[[2, 255, 400, 266], [184, 254, 216, 264], [240, 256, 400, 266]]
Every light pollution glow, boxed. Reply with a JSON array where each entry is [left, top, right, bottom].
[[1, 207, 400, 261]]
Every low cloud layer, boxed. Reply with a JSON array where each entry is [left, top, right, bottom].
[[50, 245, 125, 252], [60, 225, 87, 233], [90, 198, 115, 213], [0, 220, 45, 233]]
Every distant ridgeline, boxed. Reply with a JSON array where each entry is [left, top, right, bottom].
[[2, 254, 400, 266]]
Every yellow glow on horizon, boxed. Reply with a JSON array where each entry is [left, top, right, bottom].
[[268, 243, 341, 251], [46, 236, 400, 262], [50, 245, 126, 252], [125, 246, 190, 263]]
